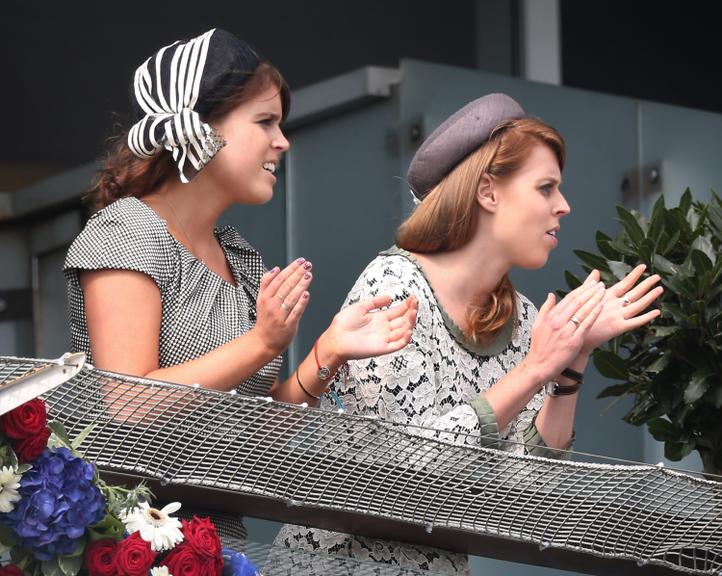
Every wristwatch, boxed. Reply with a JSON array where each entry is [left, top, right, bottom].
[[544, 367, 584, 397], [544, 380, 581, 397]]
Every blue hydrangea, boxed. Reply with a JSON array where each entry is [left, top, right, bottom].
[[222, 548, 261, 576], [1, 447, 106, 561]]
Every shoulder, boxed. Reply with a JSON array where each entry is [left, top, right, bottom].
[[346, 249, 429, 304], [64, 197, 174, 285]]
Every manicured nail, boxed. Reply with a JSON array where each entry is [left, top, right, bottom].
[[304, 272, 311, 280], [296, 257, 305, 265], [303, 261, 312, 270], [303, 291, 309, 299], [270, 266, 279, 274]]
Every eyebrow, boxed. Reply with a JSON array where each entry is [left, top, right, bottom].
[[539, 176, 562, 185], [254, 112, 282, 121]]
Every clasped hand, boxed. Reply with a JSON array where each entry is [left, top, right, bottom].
[[526, 266, 662, 383]]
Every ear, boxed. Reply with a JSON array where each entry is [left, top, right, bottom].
[[476, 173, 498, 213]]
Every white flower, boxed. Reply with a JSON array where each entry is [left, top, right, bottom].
[[120, 501, 183, 551], [0, 466, 22, 513], [150, 567, 172, 576]]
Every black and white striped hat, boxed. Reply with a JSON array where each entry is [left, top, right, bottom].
[[128, 28, 261, 183]]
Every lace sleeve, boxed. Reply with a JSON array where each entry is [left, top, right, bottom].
[[323, 255, 484, 448]]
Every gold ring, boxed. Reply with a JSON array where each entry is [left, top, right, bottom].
[[276, 293, 287, 302], [622, 295, 631, 307], [281, 302, 290, 311], [569, 315, 581, 327]]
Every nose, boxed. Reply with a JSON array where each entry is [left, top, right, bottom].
[[272, 127, 290, 151], [555, 190, 571, 217]]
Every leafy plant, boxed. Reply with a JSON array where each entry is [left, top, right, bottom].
[[566, 190, 722, 477]]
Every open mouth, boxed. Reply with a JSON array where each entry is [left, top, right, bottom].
[[262, 162, 277, 174]]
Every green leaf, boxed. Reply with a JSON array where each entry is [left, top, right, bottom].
[[647, 417, 675, 441], [645, 353, 670, 374], [58, 553, 84, 576], [596, 382, 632, 399], [609, 236, 639, 257], [691, 235, 716, 265], [608, 260, 632, 281], [47, 421, 72, 449], [648, 193, 667, 243], [690, 250, 713, 276], [684, 369, 713, 404], [679, 188, 693, 216], [41, 559, 65, 576], [593, 350, 628, 380], [0, 524, 17, 546], [652, 254, 678, 276], [715, 386, 722, 409], [88, 513, 125, 541], [665, 274, 698, 302], [649, 325, 678, 338], [572, 249, 610, 272], [658, 230, 680, 256], [70, 421, 96, 452], [564, 270, 583, 290], [616, 205, 646, 247], [665, 440, 694, 461]]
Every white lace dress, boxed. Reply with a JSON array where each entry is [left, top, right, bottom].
[[274, 247, 551, 575]]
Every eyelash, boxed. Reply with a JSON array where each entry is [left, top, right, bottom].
[[540, 184, 554, 194]]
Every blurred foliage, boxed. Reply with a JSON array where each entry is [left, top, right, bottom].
[[566, 190, 722, 477]]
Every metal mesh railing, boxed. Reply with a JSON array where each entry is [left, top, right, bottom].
[[2, 356, 721, 575]]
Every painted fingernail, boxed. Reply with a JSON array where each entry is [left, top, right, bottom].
[[303, 291, 309, 299], [303, 261, 312, 270], [296, 257, 306, 265], [304, 272, 311, 280], [270, 266, 279, 274]]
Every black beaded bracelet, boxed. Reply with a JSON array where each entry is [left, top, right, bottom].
[[296, 367, 321, 400]]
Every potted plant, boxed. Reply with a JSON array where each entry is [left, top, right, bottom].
[[566, 190, 722, 478]]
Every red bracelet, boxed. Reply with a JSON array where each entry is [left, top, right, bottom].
[[314, 339, 332, 381]]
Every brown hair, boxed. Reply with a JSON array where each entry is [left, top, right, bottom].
[[89, 62, 290, 210], [396, 117, 565, 345]]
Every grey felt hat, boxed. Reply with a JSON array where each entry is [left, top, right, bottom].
[[407, 93, 525, 199]]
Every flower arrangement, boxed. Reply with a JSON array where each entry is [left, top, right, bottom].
[[0, 399, 260, 576]]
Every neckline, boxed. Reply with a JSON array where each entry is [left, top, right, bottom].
[[381, 245, 515, 356], [127, 197, 239, 289]]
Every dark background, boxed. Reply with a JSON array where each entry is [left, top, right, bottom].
[[1, 0, 719, 182]]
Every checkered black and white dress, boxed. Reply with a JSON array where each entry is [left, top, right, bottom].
[[64, 196, 282, 395]]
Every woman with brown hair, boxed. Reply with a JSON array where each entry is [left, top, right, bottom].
[[64, 28, 417, 402], [277, 93, 663, 573]]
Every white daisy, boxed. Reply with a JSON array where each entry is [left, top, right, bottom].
[[120, 501, 183, 551], [150, 567, 172, 576], [0, 466, 22, 513]]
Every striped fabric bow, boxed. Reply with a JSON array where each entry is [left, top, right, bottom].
[[127, 29, 226, 183]]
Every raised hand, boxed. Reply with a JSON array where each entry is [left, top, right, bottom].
[[321, 295, 419, 363], [581, 264, 662, 353], [525, 271, 606, 382], [253, 258, 313, 355]]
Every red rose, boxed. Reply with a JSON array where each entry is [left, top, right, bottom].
[[1, 398, 47, 439], [182, 516, 222, 558], [85, 539, 118, 576], [12, 426, 50, 463], [0, 565, 24, 576], [116, 532, 157, 576], [163, 543, 204, 576]]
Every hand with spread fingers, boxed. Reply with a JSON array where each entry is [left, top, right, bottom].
[[580, 264, 663, 353], [254, 257, 314, 355], [525, 271, 606, 382], [321, 295, 419, 363]]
